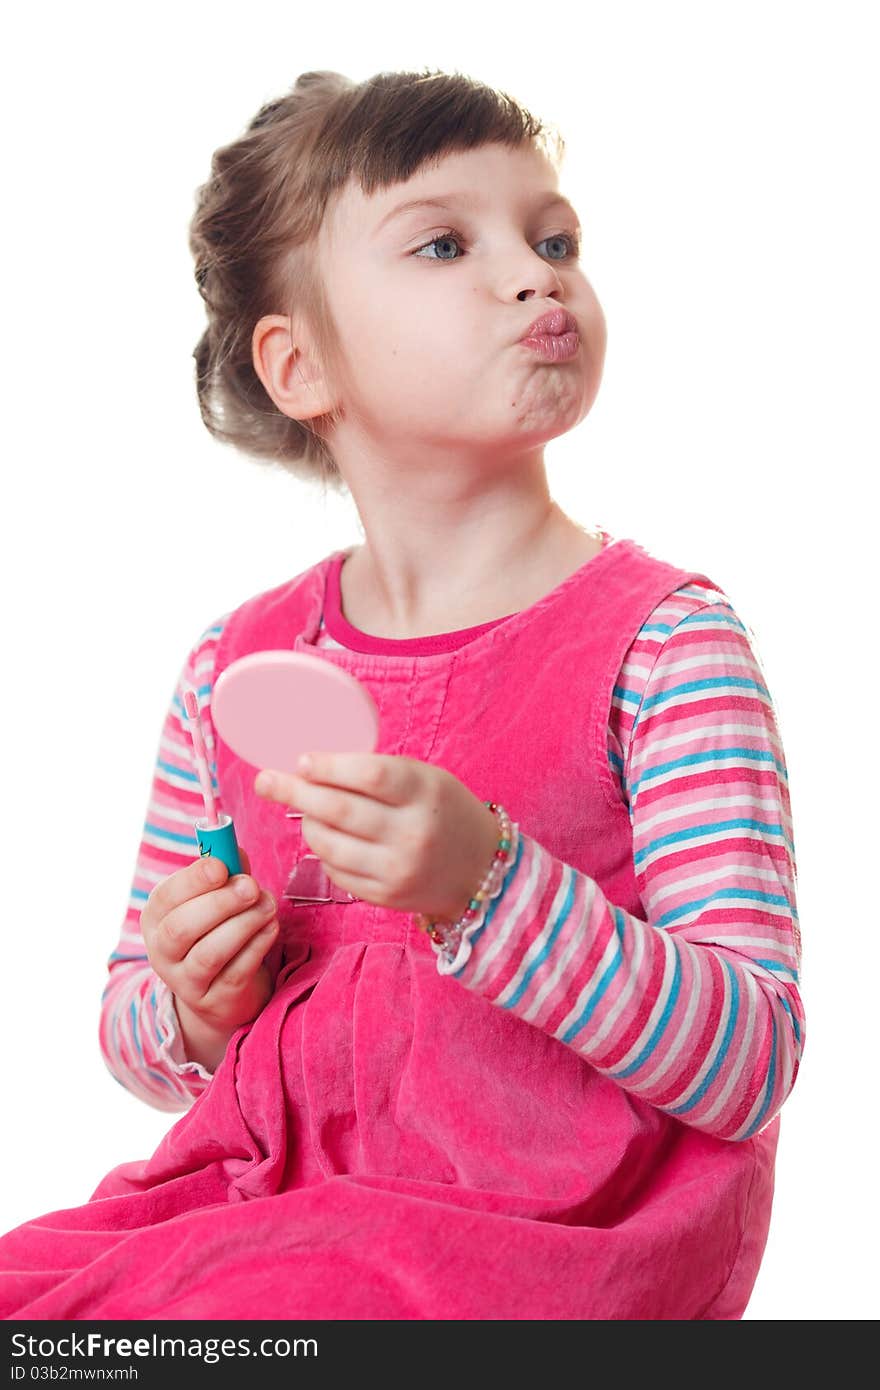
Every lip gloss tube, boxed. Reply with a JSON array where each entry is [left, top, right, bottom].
[[184, 687, 242, 877]]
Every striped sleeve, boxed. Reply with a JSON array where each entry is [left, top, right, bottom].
[[441, 583, 804, 1143], [99, 613, 234, 1112]]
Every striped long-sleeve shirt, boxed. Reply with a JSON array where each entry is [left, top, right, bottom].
[[100, 579, 804, 1140]]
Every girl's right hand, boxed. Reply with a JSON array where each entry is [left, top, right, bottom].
[[140, 846, 279, 1047]]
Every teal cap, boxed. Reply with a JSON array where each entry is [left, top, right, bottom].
[[195, 813, 242, 877]]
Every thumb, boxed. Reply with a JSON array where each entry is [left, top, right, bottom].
[[237, 844, 251, 874]]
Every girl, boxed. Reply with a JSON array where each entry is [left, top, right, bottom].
[[0, 68, 803, 1321]]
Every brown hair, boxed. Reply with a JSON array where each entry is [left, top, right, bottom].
[[188, 68, 564, 497]]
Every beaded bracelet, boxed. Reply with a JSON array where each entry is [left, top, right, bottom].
[[413, 801, 517, 959]]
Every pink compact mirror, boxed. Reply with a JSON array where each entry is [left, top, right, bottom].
[[211, 650, 380, 773]]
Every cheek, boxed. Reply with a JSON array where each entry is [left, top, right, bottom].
[[580, 298, 608, 390], [579, 284, 608, 350], [370, 328, 471, 397]]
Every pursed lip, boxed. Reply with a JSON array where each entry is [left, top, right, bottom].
[[519, 308, 579, 340]]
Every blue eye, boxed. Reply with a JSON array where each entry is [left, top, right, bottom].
[[412, 230, 466, 261], [541, 233, 579, 261], [412, 230, 580, 262]]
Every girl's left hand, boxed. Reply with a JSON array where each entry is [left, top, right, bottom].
[[254, 753, 501, 920]]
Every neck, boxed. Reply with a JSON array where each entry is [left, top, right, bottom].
[[339, 504, 600, 640]]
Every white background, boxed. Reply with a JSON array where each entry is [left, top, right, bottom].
[[1, 0, 876, 1321]]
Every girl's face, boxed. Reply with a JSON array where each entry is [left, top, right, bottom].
[[317, 141, 607, 465]]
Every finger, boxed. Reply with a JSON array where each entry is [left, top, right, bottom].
[[276, 752, 404, 804], [317, 855, 383, 903], [159, 876, 272, 969], [181, 892, 278, 993], [200, 915, 279, 1003], [300, 813, 387, 871], [258, 772, 383, 844], [146, 852, 232, 929]]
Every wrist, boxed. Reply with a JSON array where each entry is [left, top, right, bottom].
[[456, 803, 505, 920], [414, 800, 517, 955], [173, 996, 236, 1073]]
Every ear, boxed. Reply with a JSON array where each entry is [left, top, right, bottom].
[[251, 313, 336, 421]]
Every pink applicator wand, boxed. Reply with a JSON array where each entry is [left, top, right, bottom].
[[183, 687, 242, 876]]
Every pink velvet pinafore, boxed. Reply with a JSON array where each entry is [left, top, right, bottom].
[[0, 537, 777, 1319]]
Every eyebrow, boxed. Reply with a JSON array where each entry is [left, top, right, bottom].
[[374, 191, 581, 235]]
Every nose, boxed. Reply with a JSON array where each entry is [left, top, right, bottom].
[[505, 245, 565, 304]]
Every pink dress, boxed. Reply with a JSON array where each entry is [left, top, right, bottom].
[[0, 535, 803, 1320]]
